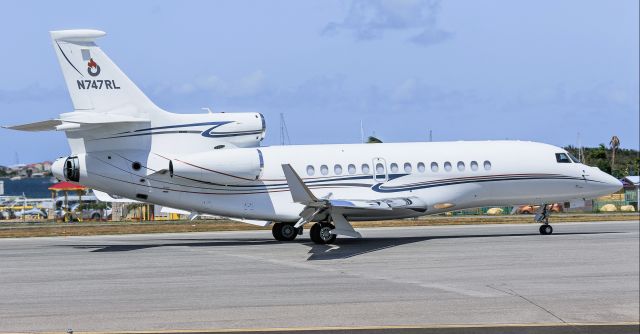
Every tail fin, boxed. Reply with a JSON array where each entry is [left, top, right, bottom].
[[50, 29, 163, 118]]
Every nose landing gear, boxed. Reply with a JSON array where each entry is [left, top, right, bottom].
[[536, 204, 553, 235]]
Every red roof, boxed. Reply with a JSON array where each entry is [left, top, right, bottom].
[[48, 181, 88, 191]]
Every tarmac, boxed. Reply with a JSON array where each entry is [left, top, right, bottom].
[[0, 221, 638, 333]]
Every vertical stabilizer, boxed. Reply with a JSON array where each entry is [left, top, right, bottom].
[[50, 29, 163, 118]]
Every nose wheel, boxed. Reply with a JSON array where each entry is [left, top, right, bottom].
[[536, 204, 553, 235], [539, 224, 553, 235], [272, 222, 300, 241]]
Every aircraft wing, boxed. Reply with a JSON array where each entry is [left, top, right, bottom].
[[282, 164, 425, 238]]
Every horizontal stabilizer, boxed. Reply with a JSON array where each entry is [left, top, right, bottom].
[[4, 112, 149, 132], [3, 119, 62, 131], [59, 111, 148, 124]]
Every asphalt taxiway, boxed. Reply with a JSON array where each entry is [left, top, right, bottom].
[[0, 221, 638, 333]]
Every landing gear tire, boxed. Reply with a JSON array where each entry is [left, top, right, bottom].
[[310, 222, 337, 244], [272, 222, 298, 241], [539, 224, 553, 235]]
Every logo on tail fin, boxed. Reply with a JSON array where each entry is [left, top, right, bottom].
[[87, 58, 101, 77]]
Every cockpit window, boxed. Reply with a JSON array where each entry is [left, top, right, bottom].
[[568, 152, 581, 163], [555, 153, 571, 163]]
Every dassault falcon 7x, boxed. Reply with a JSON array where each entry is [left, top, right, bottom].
[[5, 30, 622, 244]]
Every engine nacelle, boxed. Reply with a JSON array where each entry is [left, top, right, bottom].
[[170, 149, 264, 185], [51, 155, 84, 183]]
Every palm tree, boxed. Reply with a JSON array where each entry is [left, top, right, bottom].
[[610, 135, 620, 170]]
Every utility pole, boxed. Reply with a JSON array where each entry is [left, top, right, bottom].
[[279, 113, 291, 145], [429, 129, 433, 142], [577, 132, 584, 162], [360, 120, 365, 143], [22, 192, 26, 223]]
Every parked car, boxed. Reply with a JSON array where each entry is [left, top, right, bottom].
[[14, 208, 48, 219], [0, 210, 11, 219], [57, 203, 112, 221]]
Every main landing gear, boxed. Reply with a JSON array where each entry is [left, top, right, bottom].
[[310, 222, 337, 245], [271, 221, 338, 244], [272, 222, 302, 241], [536, 204, 553, 235]]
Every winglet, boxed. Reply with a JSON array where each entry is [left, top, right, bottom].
[[282, 164, 318, 204]]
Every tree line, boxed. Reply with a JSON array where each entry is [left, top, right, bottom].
[[565, 136, 639, 179]]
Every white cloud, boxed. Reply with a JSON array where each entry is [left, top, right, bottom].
[[323, 0, 453, 46]]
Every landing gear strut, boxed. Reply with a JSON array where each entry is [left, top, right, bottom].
[[310, 222, 337, 244], [272, 222, 300, 241], [536, 204, 553, 235]]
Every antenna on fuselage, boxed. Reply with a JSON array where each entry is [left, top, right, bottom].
[[201, 107, 213, 114], [360, 120, 365, 143]]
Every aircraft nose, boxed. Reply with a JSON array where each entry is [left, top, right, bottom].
[[599, 171, 623, 194]]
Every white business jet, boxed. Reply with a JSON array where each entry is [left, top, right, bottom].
[[5, 30, 622, 244]]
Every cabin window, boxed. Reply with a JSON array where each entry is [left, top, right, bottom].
[[361, 164, 370, 174], [555, 153, 571, 163], [431, 162, 439, 172], [444, 161, 452, 172], [470, 161, 478, 171], [306, 165, 315, 176], [348, 164, 356, 174], [417, 162, 426, 173], [320, 165, 329, 175], [334, 164, 343, 175], [404, 163, 412, 173], [484, 160, 492, 170], [376, 163, 385, 174], [390, 163, 399, 173], [457, 161, 465, 171]]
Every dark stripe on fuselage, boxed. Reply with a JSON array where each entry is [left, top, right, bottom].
[[91, 130, 202, 140], [372, 175, 593, 192], [133, 121, 231, 133]]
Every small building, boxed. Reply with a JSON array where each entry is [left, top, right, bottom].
[[621, 176, 639, 211]]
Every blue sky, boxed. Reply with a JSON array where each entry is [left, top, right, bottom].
[[0, 0, 638, 165]]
